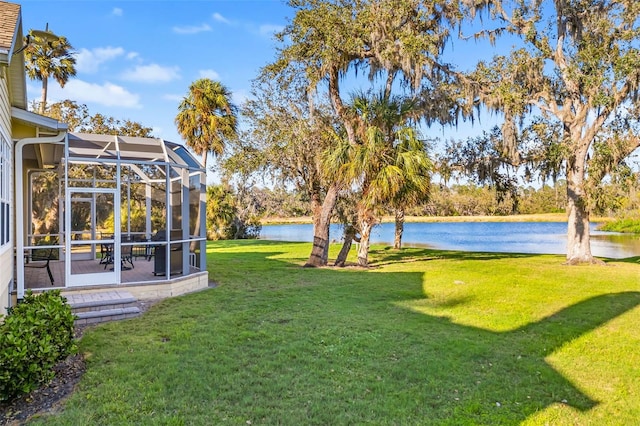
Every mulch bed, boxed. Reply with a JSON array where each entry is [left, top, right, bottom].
[[0, 352, 86, 425]]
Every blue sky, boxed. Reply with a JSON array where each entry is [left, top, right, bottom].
[[18, 0, 509, 185], [20, 0, 293, 145]]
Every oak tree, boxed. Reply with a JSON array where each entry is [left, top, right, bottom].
[[462, 0, 640, 264]]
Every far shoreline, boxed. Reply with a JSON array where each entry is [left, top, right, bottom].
[[261, 213, 613, 225]]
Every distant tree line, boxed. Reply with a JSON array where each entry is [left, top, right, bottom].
[[208, 173, 640, 225]]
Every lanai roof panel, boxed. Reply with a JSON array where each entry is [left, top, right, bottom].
[[65, 132, 202, 170]]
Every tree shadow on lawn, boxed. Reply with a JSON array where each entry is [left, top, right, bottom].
[[368, 246, 548, 267], [332, 283, 639, 422], [370, 245, 640, 267], [208, 246, 640, 423], [328, 261, 639, 421], [207, 239, 290, 250], [387, 291, 640, 422], [606, 255, 640, 265]]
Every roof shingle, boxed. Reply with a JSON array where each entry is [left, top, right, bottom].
[[0, 1, 20, 53]]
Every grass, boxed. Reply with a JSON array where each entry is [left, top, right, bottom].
[[32, 240, 640, 425], [599, 217, 640, 234]]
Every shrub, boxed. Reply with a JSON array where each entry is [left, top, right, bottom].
[[0, 290, 77, 401], [599, 216, 640, 234]]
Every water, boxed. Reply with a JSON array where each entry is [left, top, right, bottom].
[[260, 221, 640, 259]]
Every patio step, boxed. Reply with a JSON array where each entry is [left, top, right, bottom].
[[64, 290, 141, 326], [74, 306, 141, 326]]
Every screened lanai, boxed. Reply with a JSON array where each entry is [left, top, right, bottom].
[[15, 130, 206, 298]]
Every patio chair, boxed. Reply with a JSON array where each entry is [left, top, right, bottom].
[[25, 246, 55, 285], [99, 233, 114, 266], [100, 242, 113, 266], [131, 234, 152, 261], [121, 237, 135, 270]]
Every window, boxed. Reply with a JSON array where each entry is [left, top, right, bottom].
[[0, 132, 10, 248]]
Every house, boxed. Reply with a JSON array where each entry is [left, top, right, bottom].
[[1, 1, 208, 318], [0, 0, 27, 316]]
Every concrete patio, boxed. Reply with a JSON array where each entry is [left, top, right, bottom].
[[21, 252, 208, 302]]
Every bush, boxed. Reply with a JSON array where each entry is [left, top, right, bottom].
[[0, 290, 77, 401], [599, 218, 640, 233]]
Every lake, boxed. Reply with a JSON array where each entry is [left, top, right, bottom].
[[260, 221, 640, 259]]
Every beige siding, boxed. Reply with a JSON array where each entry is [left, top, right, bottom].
[[0, 250, 11, 316], [0, 76, 9, 136], [1, 71, 13, 318], [0, 293, 8, 318]]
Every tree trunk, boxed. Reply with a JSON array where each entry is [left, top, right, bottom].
[[393, 207, 405, 250], [328, 67, 357, 146], [305, 184, 339, 267], [334, 225, 357, 267], [565, 156, 600, 264], [232, 217, 243, 239], [357, 218, 374, 267], [40, 78, 48, 114]]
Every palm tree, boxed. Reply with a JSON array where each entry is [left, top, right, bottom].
[[175, 79, 238, 171], [176, 79, 238, 244], [360, 93, 430, 250], [24, 29, 77, 114], [328, 91, 431, 266], [387, 131, 432, 250], [206, 184, 236, 240]]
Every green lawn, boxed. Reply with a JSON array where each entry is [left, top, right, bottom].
[[33, 241, 640, 425]]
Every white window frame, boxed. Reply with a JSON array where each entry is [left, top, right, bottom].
[[0, 130, 11, 252]]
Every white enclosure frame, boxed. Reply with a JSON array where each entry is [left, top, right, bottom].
[[15, 131, 206, 298]]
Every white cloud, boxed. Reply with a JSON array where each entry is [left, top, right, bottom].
[[198, 69, 220, 80], [242, 22, 284, 39], [163, 94, 184, 102], [126, 52, 139, 60], [212, 12, 281, 38], [49, 80, 141, 108], [112, 7, 123, 17], [259, 24, 284, 37], [75, 46, 125, 74], [151, 126, 164, 137], [232, 89, 249, 107], [120, 64, 181, 83], [172, 23, 212, 35], [213, 12, 231, 24]]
